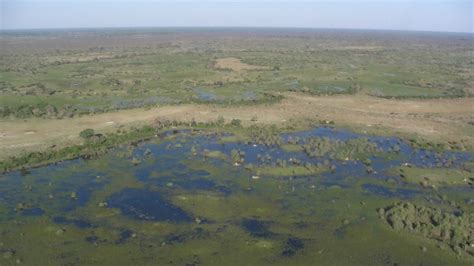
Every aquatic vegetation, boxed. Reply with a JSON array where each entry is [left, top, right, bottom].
[[0, 126, 472, 265], [164, 227, 210, 245], [362, 184, 419, 199], [20, 207, 44, 216], [248, 126, 282, 147], [53, 216, 94, 229], [281, 237, 305, 257], [391, 166, 473, 188], [254, 165, 325, 177], [380, 202, 474, 256], [404, 137, 470, 153], [116, 229, 134, 244], [241, 218, 274, 238], [280, 144, 303, 153], [107, 188, 193, 222], [202, 149, 227, 160], [231, 149, 246, 165], [302, 137, 379, 161]]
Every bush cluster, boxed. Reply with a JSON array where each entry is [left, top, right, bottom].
[[302, 137, 379, 160], [380, 202, 474, 256], [248, 125, 282, 147]]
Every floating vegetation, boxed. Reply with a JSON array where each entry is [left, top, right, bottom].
[[380, 202, 474, 256]]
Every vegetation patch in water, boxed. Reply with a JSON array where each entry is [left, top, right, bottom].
[[20, 207, 44, 217], [379, 202, 474, 257], [280, 144, 304, 153], [202, 149, 227, 160], [107, 188, 193, 222], [254, 165, 326, 177], [163, 227, 211, 245], [241, 218, 274, 238], [302, 137, 379, 161], [53, 216, 94, 229], [362, 184, 419, 199], [281, 237, 305, 257], [248, 126, 282, 147], [407, 138, 469, 152], [391, 166, 473, 188]]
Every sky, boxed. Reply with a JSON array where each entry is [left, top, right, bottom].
[[1, 0, 473, 33]]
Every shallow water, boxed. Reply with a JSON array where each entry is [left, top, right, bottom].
[[0, 127, 472, 265], [193, 88, 219, 102]]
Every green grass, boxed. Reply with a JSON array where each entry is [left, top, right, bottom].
[[389, 166, 473, 187], [1, 29, 471, 119], [254, 165, 326, 176]]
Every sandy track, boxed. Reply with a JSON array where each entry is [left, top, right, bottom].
[[0, 93, 473, 159]]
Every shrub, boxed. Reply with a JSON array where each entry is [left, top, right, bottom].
[[79, 128, 95, 139], [230, 119, 242, 127], [217, 116, 225, 126]]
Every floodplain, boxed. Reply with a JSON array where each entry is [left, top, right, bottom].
[[0, 28, 473, 265]]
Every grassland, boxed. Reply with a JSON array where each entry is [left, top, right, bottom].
[[1, 29, 471, 115], [0, 28, 473, 163]]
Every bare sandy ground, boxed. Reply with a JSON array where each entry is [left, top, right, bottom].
[[0, 93, 473, 159], [214, 58, 268, 73]]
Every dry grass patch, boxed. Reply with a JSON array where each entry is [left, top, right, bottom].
[[214, 58, 268, 73]]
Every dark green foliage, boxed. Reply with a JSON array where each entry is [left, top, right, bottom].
[[231, 149, 245, 165], [380, 202, 474, 256], [79, 129, 95, 139], [230, 119, 242, 128], [248, 125, 282, 147]]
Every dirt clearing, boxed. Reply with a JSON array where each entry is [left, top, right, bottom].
[[1, 93, 473, 159]]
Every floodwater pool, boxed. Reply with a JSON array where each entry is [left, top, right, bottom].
[[0, 127, 472, 265]]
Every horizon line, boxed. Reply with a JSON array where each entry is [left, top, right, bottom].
[[1, 26, 472, 35]]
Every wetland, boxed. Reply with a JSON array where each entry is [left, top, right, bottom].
[[0, 125, 473, 265], [0, 28, 473, 265]]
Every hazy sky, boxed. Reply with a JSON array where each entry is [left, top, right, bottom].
[[1, 0, 473, 33]]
